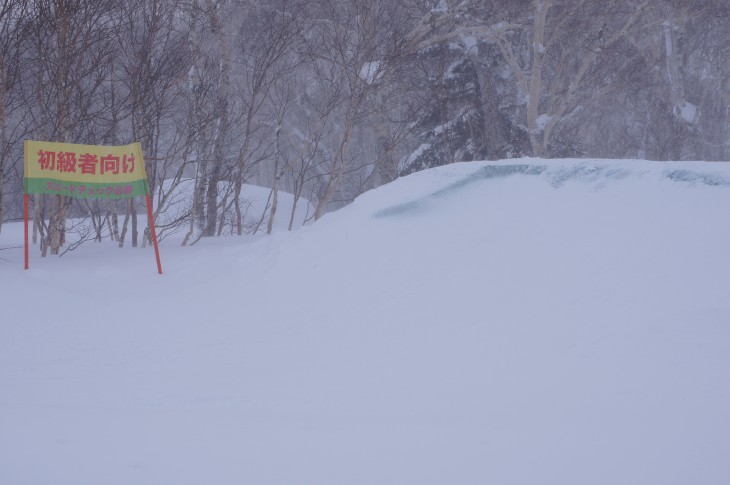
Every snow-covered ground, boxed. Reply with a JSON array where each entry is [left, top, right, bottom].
[[1, 159, 729, 485]]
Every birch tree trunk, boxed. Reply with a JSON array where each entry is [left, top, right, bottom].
[[47, 0, 71, 256], [266, 124, 282, 235], [526, 0, 552, 157], [203, 0, 230, 237], [0, 67, 5, 235]]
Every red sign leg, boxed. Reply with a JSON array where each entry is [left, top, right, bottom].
[[24, 194, 29, 270]]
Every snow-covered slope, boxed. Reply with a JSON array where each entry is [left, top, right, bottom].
[[1, 159, 729, 485]]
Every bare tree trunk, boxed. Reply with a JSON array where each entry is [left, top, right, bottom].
[[193, 154, 208, 233], [91, 202, 103, 242], [526, 0, 552, 157], [253, 190, 272, 235], [111, 202, 119, 241], [105, 204, 115, 241], [0, 66, 5, 236], [33, 194, 42, 244], [216, 193, 228, 236], [232, 115, 254, 236], [46, 0, 73, 256], [181, 216, 195, 246], [203, 0, 230, 237], [48, 195, 69, 255], [267, 179, 280, 234], [131, 200, 138, 247], [288, 182, 304, 231], [234, 194, 242, 235], [119, 207, 130, 248], [267, 124, 282, 234], [314, 108, 358, 220], [185, 153, 203, 245], [0, 0, 26, 236]]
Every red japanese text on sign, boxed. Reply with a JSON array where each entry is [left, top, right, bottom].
[[101, 155, 120, 175], [58, 152, 77, 173], [79, 153, 98, 174], [38, 150, 56, 170], [37, 150, 136, 175]]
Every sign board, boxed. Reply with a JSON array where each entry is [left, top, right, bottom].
[[24, 140, 148, 199], [23, 140, 162, 274]]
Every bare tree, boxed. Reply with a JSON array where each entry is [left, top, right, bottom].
[[197, 0, 230, 237], [0, 0, 30, 235], [219, 0, 308, 235], [298, 0, 414, 219], [115, 0, 190, 246], [25, 0, 119, 255], [634, 0, 730, 160], [409, 0, 651, 158]]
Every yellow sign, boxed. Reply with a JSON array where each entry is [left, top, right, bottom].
[[24, 140, 149, 199]]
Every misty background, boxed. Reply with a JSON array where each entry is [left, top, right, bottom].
[[1, 0, 728, 250]]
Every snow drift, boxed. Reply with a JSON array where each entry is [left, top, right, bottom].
[[1, 159, 729, 485]]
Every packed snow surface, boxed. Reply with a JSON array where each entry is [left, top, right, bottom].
[[2, 159, 729, 485]]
